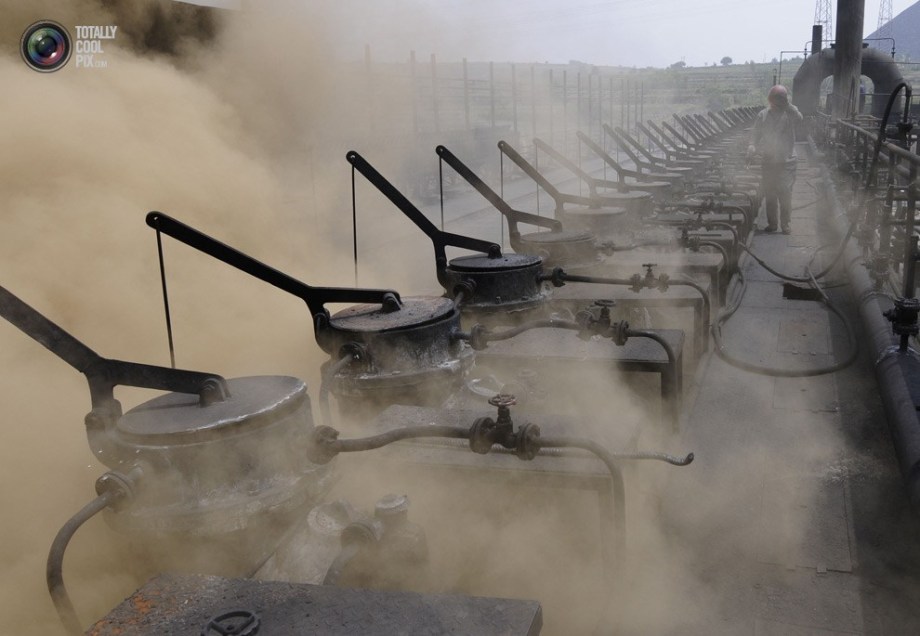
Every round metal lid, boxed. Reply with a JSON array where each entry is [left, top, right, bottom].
[[520, 229, 594, 245], [628, 181, 673, 189], [597, 191, 653, 202], [449, 252, 541, 272], [116, 375, 307, 444], [330, 295, 454, 332]]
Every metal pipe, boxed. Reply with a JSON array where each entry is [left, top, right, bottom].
[[541, 270, 712, 331], [626, 327, 678, 371], [462, 318, 582, 348], [814, 139, 920, 505], [47, 490, 120, 635]]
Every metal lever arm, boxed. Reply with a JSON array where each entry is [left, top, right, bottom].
[[0, 284, 228, 408], [532, 137, 599, 197], [498, 140, 604, 210], [346, 151, 500, 275], [576, 131, 643, 180], [435, 145, 562, 234], [146, 211, 401, 320]]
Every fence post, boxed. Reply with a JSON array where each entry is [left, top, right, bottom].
[[463, 57, 470, 131], [512, 63, 519, 134], [410, 50, 418, 134], [490, 61, 496, 129], [531, 64, 537, 140], [431, 53, 439, 133], [365, 44, 374, 132]]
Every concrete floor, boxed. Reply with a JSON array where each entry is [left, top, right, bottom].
[[651, 151, 920, 635]]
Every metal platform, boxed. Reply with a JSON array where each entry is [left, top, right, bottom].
[[87, 573, 543, 635]]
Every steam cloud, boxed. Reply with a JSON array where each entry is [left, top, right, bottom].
[[0, 2, 840, 635]]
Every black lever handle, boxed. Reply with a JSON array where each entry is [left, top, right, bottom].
[[146, 211, 401, 320], [435, 145, 561, 233], [346, 151, 501, 273], [0, 284, 228, 408]]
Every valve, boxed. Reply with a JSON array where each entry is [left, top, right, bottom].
[[884, 296, 920, 338], [629, 273, 644, 293], [94, 462, 147, 512], [869, 254, 890, 290], [546, 266, 568, 288], [593, 299, 615, 327], [469, 323, 491, 351], [489, 393, 517, 431], [452, 280, 476, 303], [611, 320, 631, 346], [642, 263, 668, 292]]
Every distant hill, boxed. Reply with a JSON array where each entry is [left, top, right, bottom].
[[865, 1, 920, 62]]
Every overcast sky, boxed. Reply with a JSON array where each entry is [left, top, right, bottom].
[[302, 0, 898, 69]]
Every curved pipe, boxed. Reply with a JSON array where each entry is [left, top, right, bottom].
[[540, 270, 712, 334], [47, 491, 120, 635], [626, 327, 678, 370], [313, 423, 692, 583], [473, 318, 581, 345], [866, 82, 911, 190], [698, 240, 731, 272], [736, 221, 855, 284]]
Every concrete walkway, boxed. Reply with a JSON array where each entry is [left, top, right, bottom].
[[647, 148, 920, 635]]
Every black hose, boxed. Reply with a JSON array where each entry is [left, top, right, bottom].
[[47, 490, 120, 636], [712, 230, 860, 377], [737, 221, 856, 283]]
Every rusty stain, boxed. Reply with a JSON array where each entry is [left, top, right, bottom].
[[132, 591, 155, 616]]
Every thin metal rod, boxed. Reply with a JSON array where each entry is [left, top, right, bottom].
[[351, 164, 358, 286], [439, 156, 445, 231], [154, 223, 176, 368], [499, 150, 505, 248]]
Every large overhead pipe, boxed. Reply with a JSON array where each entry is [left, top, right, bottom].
[[832, 0, 865, 118]]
